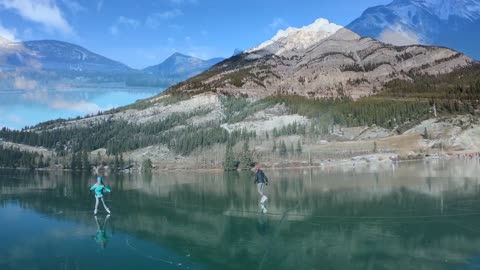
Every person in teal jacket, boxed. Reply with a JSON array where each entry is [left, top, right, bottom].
[[90, 176, 111, 215]]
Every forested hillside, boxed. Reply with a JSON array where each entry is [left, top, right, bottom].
[[1, 64, 479, 170]]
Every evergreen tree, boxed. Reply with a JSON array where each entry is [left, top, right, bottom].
[[423, 127, 429, 139], [119, 153, 125, 169], [223, 142, 237, 171], [239, 140, 253, 170], [82, 151, 90, 171], [296, 140, 302, 155], [289, 143, 295, 155], [113, 154, 119, 171], [142, 158, 153, 172], [279, 140, 288, 157], [272, 140, 277, 153], [373, 141, 378, 153], [38, 154, 44, 168]]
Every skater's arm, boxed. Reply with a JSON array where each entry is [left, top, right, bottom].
[[90, 184, 97, 191], [104, 186, 111, 193], [261, 171, 268, 184]]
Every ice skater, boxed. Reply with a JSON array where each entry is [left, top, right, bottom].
[[90, 176, 111, 215], [254, 165, 269, 213]]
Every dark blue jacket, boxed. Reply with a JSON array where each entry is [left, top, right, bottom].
[[254, 170, 269, 184]]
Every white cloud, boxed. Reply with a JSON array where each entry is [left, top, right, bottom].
[[7, 114, 25, 125], [168, 24, 184, 30], [14, 76, 38, 90], [61, 0, 86, 14], [268, 17, 288, 31], [109, 16, 140, 36], [378, 25, 421, 46], [0, 20, 16, 41], [118, 16, 140, 28], [22, 90, 103, 114], [145, 9, 182, 29], [50, 99, 102, 114], [0, 0, 74, 35], [96, 0, 104, 12]]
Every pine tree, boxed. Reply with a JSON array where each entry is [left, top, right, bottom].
[[239, 140, 253, 170], [296, 140, 302, 155], [423, 127, 429, 140], [119, 153, 125, 169], [142, 158, 153, 172], [82, 151, 90, 171], [279, 140, 288, 157], [114, 154, 119, 171], [223, 142, 236, 171], [373, 141, 378, 153], [272, 140, 277, 153], [289, 143, 295, 155]]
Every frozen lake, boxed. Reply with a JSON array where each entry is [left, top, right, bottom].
[[1, 159, 480, 269]]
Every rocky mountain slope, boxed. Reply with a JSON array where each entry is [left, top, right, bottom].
[[168, 26, 473, 98], [347, 0, 480, 59]]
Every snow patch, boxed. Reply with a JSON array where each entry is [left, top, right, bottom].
[[247, 18, 342, 55]]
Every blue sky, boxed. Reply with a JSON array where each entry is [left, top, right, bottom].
[[0, 0, 391, 69]]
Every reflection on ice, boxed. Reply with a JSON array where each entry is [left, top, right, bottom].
[[2, 159, 480, 269]]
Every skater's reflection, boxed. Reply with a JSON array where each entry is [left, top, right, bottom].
[[254, 165, 269, 213], [256, 213, 269, 235], [92, 214, 111, 250]]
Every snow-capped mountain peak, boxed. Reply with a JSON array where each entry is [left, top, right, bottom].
[[347, 0, 480, 59], [247, 18, 343, 55]]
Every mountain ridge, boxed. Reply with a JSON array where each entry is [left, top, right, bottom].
[[346, 0, 480, 59], [167, 26, 474, 99], [0, 38, 225, 89], [0, 39, 133, 73], [143, 52, 225, 78]]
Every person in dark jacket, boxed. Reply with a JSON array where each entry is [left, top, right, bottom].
[[254, 165, 269, 207]]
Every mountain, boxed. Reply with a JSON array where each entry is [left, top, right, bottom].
[[0, 39, 132, 73], [233, 48, 243, 56], [143, 52, 225, 79], [1, 18, 479, 171], [0, 39, 225, 89], [246, 18, 342, 55], [346, 0, 480, 59], [169, 22, 473, 98]]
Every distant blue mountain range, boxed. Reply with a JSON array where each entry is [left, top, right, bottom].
[[347, 0, 480, 60], [0, 38, 224, 88], [143, 52, 224, 79]]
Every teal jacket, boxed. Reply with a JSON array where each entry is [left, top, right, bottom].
[[90, 183, 111, 198]]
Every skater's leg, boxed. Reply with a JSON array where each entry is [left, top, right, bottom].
[[94, 197, 99, 215], [257, 183, 264, 196], [94, 215, 101, 230], [100, 197, 110, 214]]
